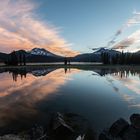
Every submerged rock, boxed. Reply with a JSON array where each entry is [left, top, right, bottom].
[[28, 125, 47, 140], [0, 134, 25, 140], [99, 130, 122, 140], [49, 112, 75, 140], [122, 126, 138, 140], [99, 131, 110, 140], [99, 114, 140, 140], [76, 135, 85, 140], [1, 113, 140, 140], [109, 118, 129, 137], [130, 114, 140, 129], [48, 112, 96, 140], [52, 112, 74, 132]]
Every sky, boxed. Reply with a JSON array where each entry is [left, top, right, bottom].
[[0, 0, 140, 56]]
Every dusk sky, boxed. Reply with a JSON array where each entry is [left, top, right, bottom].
[[0, 0, 140, 56]]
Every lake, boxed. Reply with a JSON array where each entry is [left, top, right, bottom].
[[0, 66, 140, 135]]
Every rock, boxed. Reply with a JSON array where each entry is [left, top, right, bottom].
[[49, 112, 96, 140], [100, 114, 140, 140], [109, 118, 129, 137], [99, 131, 111, 140], [29, 125, 47, 140], [130, 114, 140, 129], [76, 135, 85, 140], [52, 112, 74, 132], [122, 126, 138, 140], [99, 130, 122, 140], [0, 135, 24, 140], [49, 112, 75, 140], [84, 128, 97, 140]]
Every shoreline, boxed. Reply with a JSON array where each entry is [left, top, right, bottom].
[[0, 113, 139, 140], [1, 63, 140, 69]]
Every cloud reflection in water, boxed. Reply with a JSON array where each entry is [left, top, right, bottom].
[[105, 70, 140, 109], [0, 68, 80, 127]]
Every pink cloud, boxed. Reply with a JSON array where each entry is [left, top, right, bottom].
[[0, 0, 79, 56]]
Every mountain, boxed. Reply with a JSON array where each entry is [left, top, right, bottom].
[[26, 48, 64, 62], [31, 68, 56, 76], [0, 48, 64, 63], [0, 47, 140, 63], [72, 48, 120, 62], [93, 48, 120, 56], [0, 47, 128, 63], [26, 54, 63, 63], [72, 53, 99, 62], [29, 48, 59, 57]]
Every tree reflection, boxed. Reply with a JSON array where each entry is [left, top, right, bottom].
[[0, 67, 140, 82], [0, 67, 72, 81], [92, 68, 140, 78], [10, 68, 27, 81]]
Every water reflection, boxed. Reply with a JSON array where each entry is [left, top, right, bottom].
[[91, 68, 140, 78], [106, 70, 140, 109], [0, 67, 74, 82], [0, 66, 140, 134], [88, 67, 140, 110], [1, 67, 140, 81], [0, 67, 80, 132]]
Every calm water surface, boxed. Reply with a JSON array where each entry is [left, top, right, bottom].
[[0, 66, 140, 134]]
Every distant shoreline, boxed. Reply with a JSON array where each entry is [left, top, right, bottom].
[[0, 63, 140, 69]]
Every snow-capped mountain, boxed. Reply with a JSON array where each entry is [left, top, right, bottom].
[[30, 48, 57, 57], [72, 48, 120, 62], [93, 48, 120, 55], [31, 69, 54, 76]]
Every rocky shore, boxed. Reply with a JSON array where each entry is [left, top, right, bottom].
[[0, 113, 140, 140], [99, 113, 140, 140]]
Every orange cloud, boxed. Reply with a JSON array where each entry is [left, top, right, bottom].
[[0, 68, 81, 127], [0, 0, 79, 56]]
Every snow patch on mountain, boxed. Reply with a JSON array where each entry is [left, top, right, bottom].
[[30, 48, 55, 57], [93, 48, 120, 56]]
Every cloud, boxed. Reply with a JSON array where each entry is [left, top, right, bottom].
[[0, 0, 78, 56], [113, 30, 140, 50], [107, 11, 140, 49], [107, 28, 124, 47], [129, 104, 140, 108], [127, 10, 140, 26]]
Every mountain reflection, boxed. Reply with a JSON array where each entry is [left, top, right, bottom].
[[0, 67, 74, 82], [1, 67, 140, 81], [0, 67, 80, 129], [0, 67, 57, 81]]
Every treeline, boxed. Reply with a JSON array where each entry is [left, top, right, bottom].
[[5, 51, 26, 66], [101, 51, 140, 65]]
